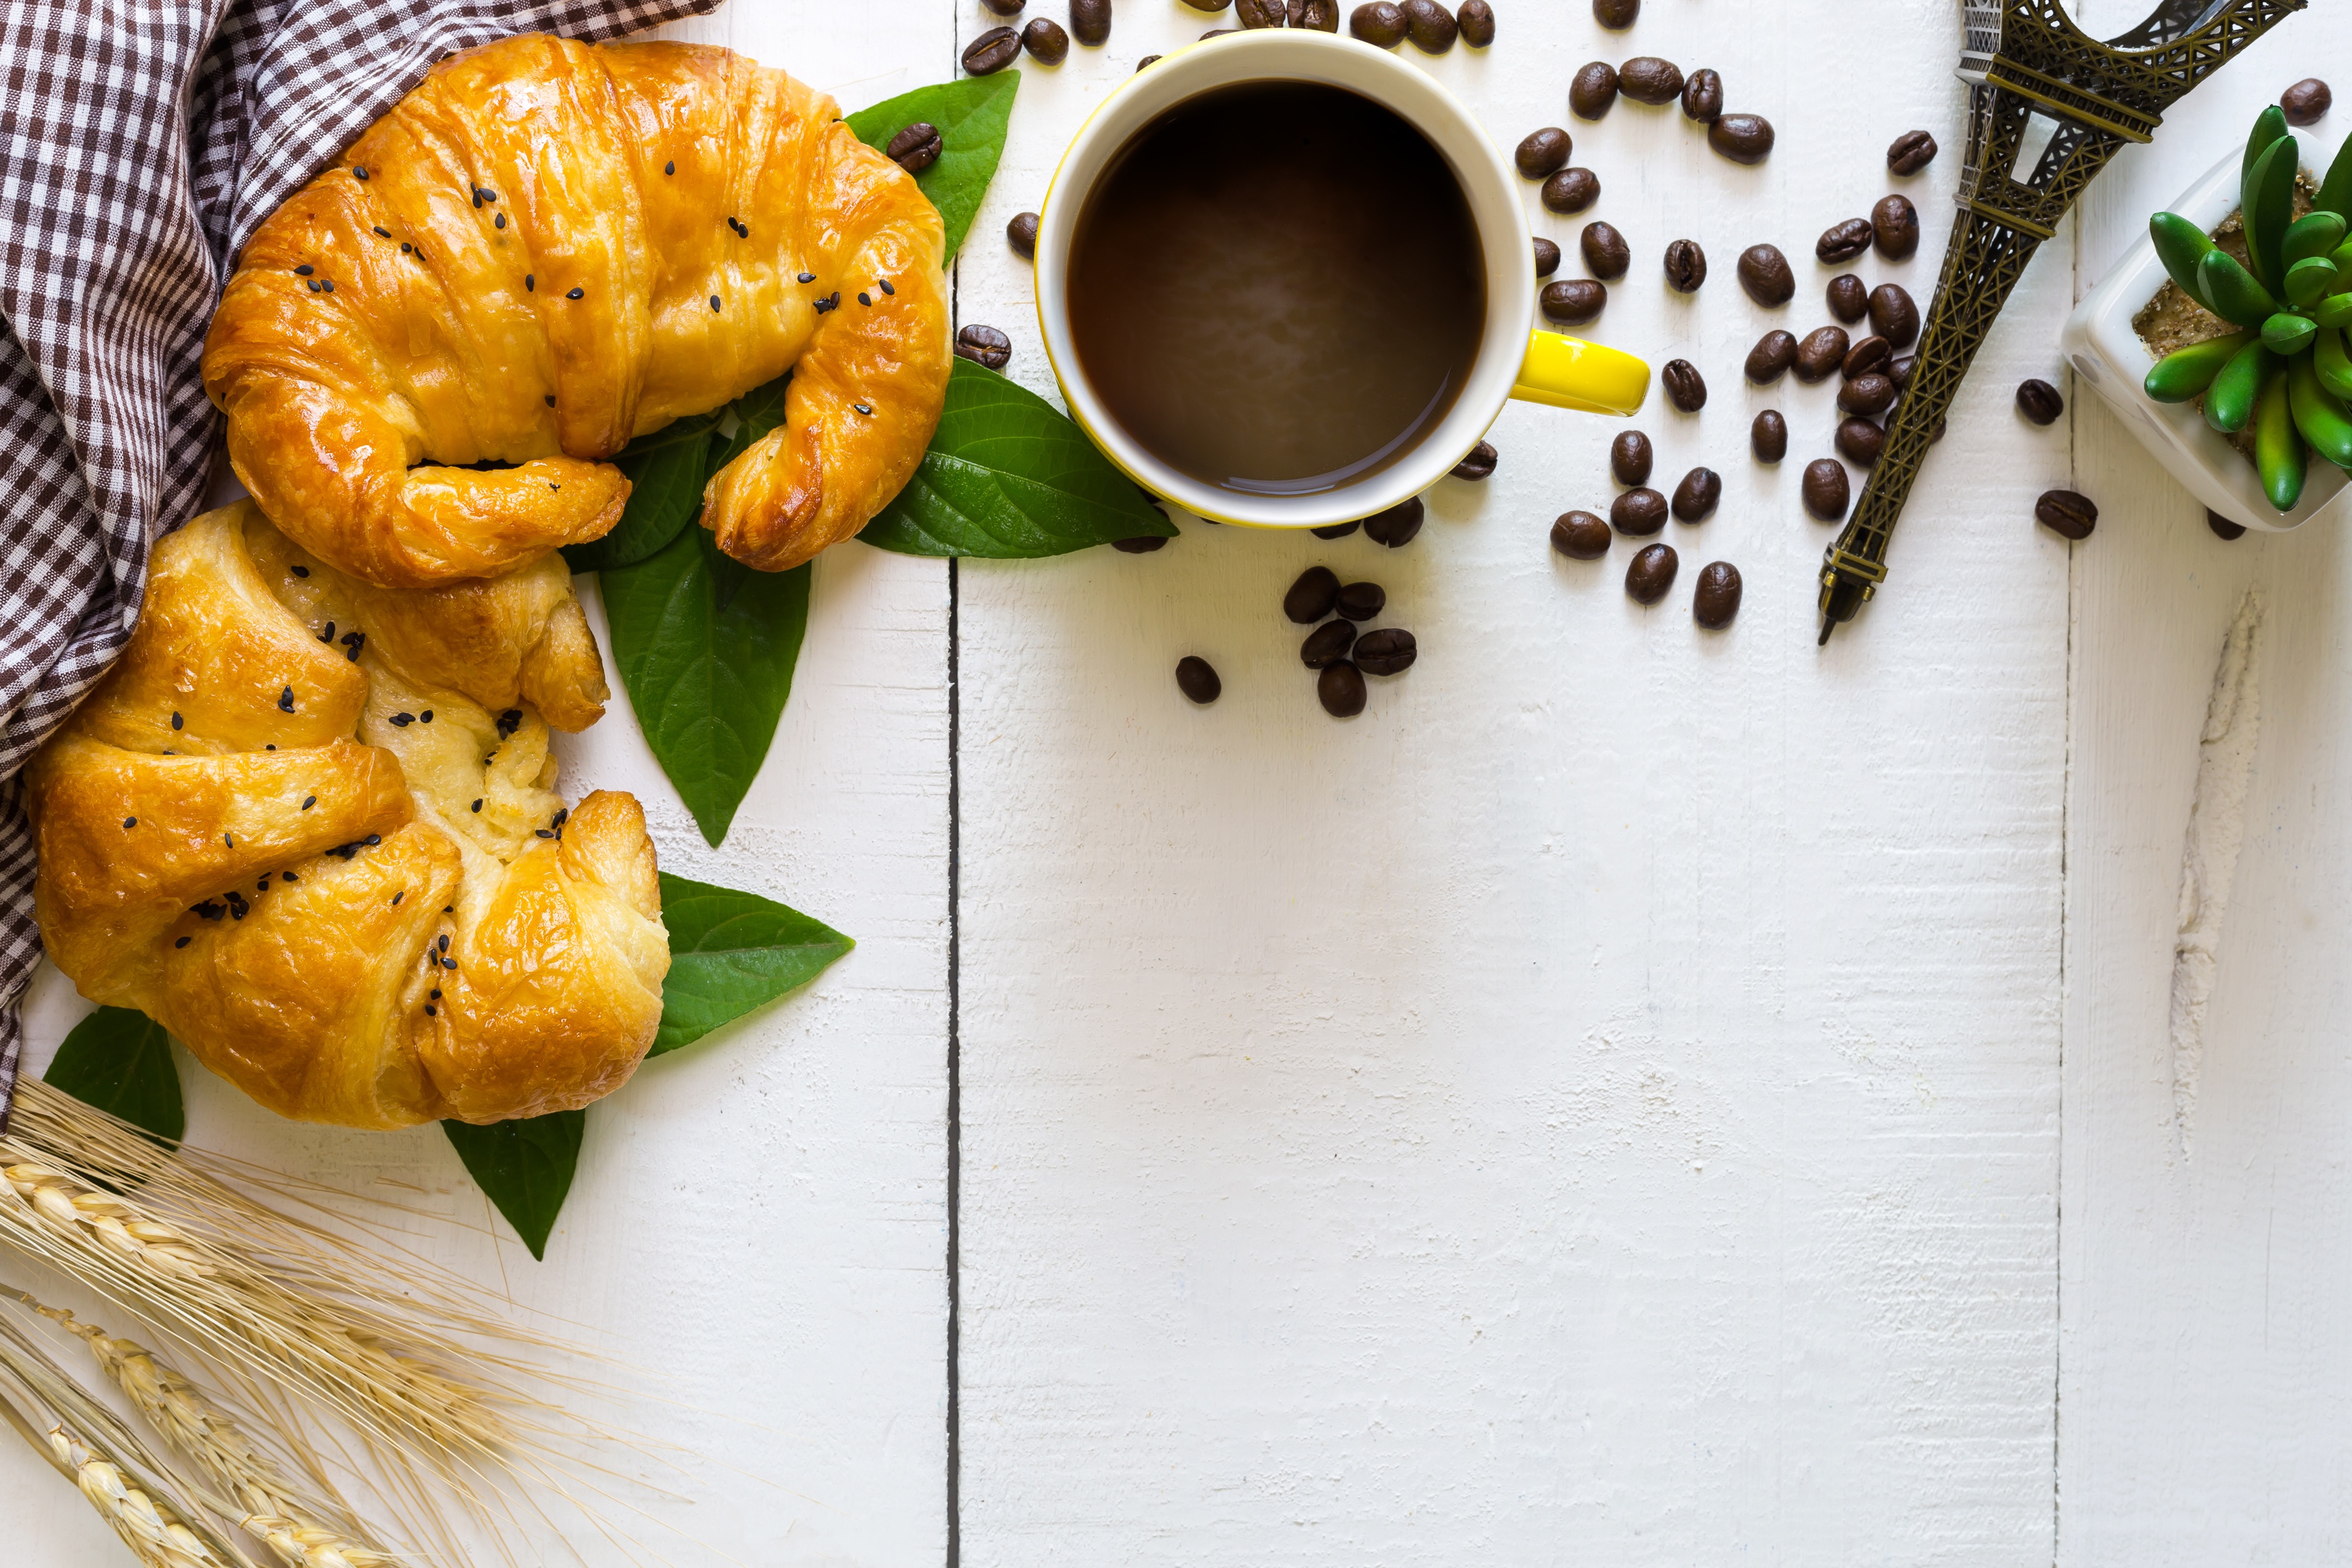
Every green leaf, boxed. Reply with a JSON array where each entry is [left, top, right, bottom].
[[2151, 211, 2219, 310], [2262, 311, 2317, 354], [2317, 132, 2352, 219], [2245, 105, 2290, 186], [2199, 248, 2281, 327], [845, 73, 1019, 261], [649, 873, 854, 1057], [561, 415, 719, 573], [601, 524, 810, 846], [858, 359, 1175, 557], [443, 1111, 584, 1261], [2284, 211, 2346, 266], [42, 1007, 183, 1144], [2245, 135, 2299, 290]]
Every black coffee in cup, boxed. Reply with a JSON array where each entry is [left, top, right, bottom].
[[1066, 80, 1487, 497]]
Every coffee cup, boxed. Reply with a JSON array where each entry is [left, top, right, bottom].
[[1029, 29, 1650, 529]]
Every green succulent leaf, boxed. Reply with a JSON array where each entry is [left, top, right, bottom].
[[2246, 105, 2291, 186], [648, 873, 855, 1058], [2284, 257, 2338, 309], [2256, 362, 2308, 510], [2315, 324, 2352, 399], [2200, 248, 2282, 327], [844, 73, 1019, 261], [2145, 330, 2253, 403], [2317, 128, 2352, 218], [2205, 338, 2276, 434], [2318, 293, 2352, 330], [2288, 351, 2352, 468], [2244, 135, 2300, 291], [2263, 311, 2318, 354], [2284, 211, 2347, 266], [42, 1006, 183, 1144], [443, 1111, 584, 1261], [2151, 211, 2220, 310]]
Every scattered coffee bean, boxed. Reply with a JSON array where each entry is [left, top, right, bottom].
[[1283, 565, 1341, 623], [1887, 128, 1937, 175], [1736, 243, 1794, 306], [980, 0, 1023, 14], [1301, 619, 1357, 668], [2283, 77, 2332, 126], [1612, 486, 1667, 535], [1336, 581, 1387, 621], [885, 122, 944, 173], [2016, 377, 2063, 425], [1837, 373, 1895, 416], [1661, 359, 1707, 412], [1708, 113, 1773, 163], [1297, 0, 1342, 28], [1625, 542, 1678, 604], [1681, 68, 1723, 123], [1349, 1, 1407, 43], [1022, 16, 1071, 61], [1801, 458, 1850, 520], [1007, 211, 1040, 258], [1620, 57, 1685, 105], [1312, 520, 1360, 539], [1364, 497, 1424, 547], [1540, 278, 1607, 325], [1793, 325, 1848, 383], [963, 25, 1022, 73], [1552, 510, 1612, 558], [1114, 535, 1168, 553], [1816, 218, 1872, 264], [1570, 61, 1621, 119], [1456, 0, 1495, 46], [1691, 560, 1741, 628], [1401, 0, 1458, 51], [2207, 509, 2247, 540], [955, 323, 1013, 369], [1826, 273, 1866, 324], [1610, 429, 1653, 486], [1869, 282, 1919, 348], [1516, 127, 1572, 179], [1751, 409, 1788, 462], [1072, 0, 1112, 42], [1450, 441, 1498, 481], [1318, 661, 1368, 716], [1745, 330, 1797, 383], [1533, 237, 1561, 277], [1662, 238, 1707, 292], [1872, 193, 1919, 260], [1176, 656, 1221, 703], [1542, 167, 1601, 214], [1581, 221, 1630, 279], [1834, 416, 1885, 467], [1200, 27, 1238, 38], [2035, 489, 2097, 539], [1670, 466, 1720, 523], [1890, 354, 1916, 390], [1841, 335, 1892, 380], [1137, 53, 1161, 67], [1236, 0, 1283, 23], [1353, 627, 1418, 675], [1593, 0, 1637, 26], [1177, 0, 1228, 11]]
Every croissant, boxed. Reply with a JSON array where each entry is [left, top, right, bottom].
[[24, 501, 671, 1130], [202, 33, 951, 587]]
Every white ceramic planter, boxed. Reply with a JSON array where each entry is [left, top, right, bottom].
[[2060, 135, 2352, 534]]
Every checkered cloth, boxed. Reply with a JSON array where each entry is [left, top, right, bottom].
[[0, 0, 721, 1125]]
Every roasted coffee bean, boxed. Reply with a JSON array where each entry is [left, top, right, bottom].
[[1834, 416, 1885, 467], [1670, 466, 1721, 523], [1311, 520, 1360, 539], [1681, 68, 1723, 123], [886, 122, 944, 173], [2283, 78, 2332, 126], [1579, 221, 1630, 280], [1451, 441, 1498, 481], [1023, 17, 1071, 60], [1136, 52, 1162, 67], [1175, 656, 1220, 703], [1200, 26, 1239, 37], [1661, 359, 1707, 412], [980, 0, 1023, 15], [1869, 282, 1919, 348], [1662, 238, 1707, 292], [1301, 619, 1357, 668], [1353, 628, 1417, 676], [1619, 57, 1685, 105], [1745, 330, 1797, 383], [1592, 0, 1637, 25], [1364, 497, 1424, 547], [1532, 237, 1562, 277], [1297, 0, 1342, 27], [2035, 489, 2097, 539], [1793, 325, 1848, 383], [1872, 193, 1919, 260], [1177, 0, 1228, 9], [1541, 167, 1601, 214], [1611, 486, 1667, 535], [1540, 278, 1606, 325], [1570, 61, 1620, 119], [1610, 429, 1653, 486], [963, 26, 1022, 73], [1336, 580, 1387, 621], [1401, 0, 1458, 50], [955, 323, 1013, 369], [1283, 565, 1342, 622], [2207, 509, 2247, 541], [1841, 334, 1892, 380], [1691, 560, 1741, 628], [1236, 0, 1283, 21], [1751, 409, 1788, 462], [1318, 661, 1367, 717], [1825, 273, 1867, 324], [1837, 372, 1895, 416], [1006, 211, 1040, 258], [1515, 126, 1572, 179], [1349, 1, 1407, 43], [1625, 542, 1678, 604], [1801, 458, 1850, 521], [1113, 534, 1167, 553], [1887, 128, 1937, 175], [1736, 243, 1794, 306], [1455, 0, 1495, 46], [2016, 377, 2064, 425], [1816, 218, 1872, 264], [1890, 354, 1916, 390], [1552, 510, 1612, 558], [1708, 113, 1773, 163], [1071, 0, 1112, 43]]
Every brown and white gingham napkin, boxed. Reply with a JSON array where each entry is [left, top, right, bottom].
[[0, 0, 721, 1126]]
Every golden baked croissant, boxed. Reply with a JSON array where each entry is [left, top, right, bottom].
[[202, 33, 951, 586], [24, 501, 671, 1130]]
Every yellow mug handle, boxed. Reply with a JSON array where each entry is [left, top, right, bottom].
[[1511, 330, 1650, 417]]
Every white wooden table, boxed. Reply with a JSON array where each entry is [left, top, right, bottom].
[[12, 0, 2352, 1561]]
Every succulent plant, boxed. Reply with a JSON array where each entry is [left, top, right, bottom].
[[2144, 105, 2352, 512]]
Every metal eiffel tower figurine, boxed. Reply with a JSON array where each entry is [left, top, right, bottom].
[[1817, 0, 2306, 645]]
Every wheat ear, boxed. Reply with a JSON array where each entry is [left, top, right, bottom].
[[46, 1424, 226, 1567]]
